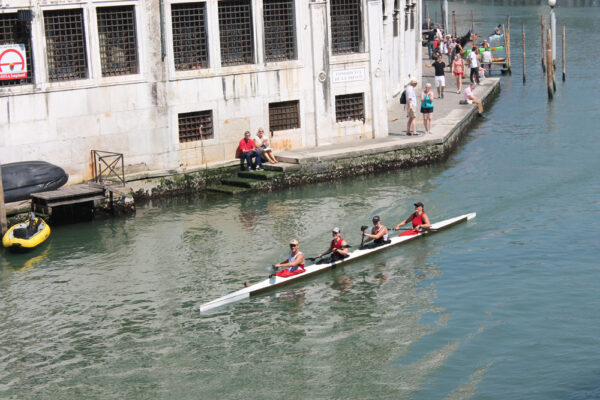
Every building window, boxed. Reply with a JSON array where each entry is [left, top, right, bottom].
[[335, 93, 364, 123], [218, 0, 254, 66], [410, 5, 415, 30], [44, 9, 88, 82], [330, 0, 362, 55], [0, 12, 34, 86], [178, 110, 213, 143], [171, 2, 209, 70], [97, 6, 138, 77], [263, 0, 296, 62], [269, 100, 300, 131]]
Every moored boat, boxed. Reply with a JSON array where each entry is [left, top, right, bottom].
[[2, 161, 68, 203], [2, 216, 51, 252], [200, 212, 476, 312]]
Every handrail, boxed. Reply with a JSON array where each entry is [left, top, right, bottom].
[[91, 150, 125, 186]]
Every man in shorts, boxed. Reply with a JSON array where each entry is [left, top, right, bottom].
[[405, 78, 418, 136], [427, 55, 446, 99]]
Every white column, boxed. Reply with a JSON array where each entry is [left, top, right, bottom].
[[367, 0, 389, 139], [308, 1, 330, 147]]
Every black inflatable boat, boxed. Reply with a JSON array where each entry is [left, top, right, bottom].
[[1, 161, 68, 203]]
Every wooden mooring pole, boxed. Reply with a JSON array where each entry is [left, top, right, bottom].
[[452, 11, 456, 38], [562, 24, 566, 81], [471, 10, 474, 33], [506, 16, 512, 74], [522, 23, 526, 83], [541, 17, 546, 72], [547, 28, 553, 99], [0, 165, 7, 236]]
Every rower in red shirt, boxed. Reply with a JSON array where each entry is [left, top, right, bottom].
[[316, 227, 349, 264], [395, 202, 431, 236]]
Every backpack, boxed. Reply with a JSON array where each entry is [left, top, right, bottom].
[[399, 90, 406, 104]]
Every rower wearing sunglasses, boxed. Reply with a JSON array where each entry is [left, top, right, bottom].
[[272, 239, 306, 278]]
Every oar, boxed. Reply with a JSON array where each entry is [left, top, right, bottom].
[[307, 245, 351, 262], [359, 225, 368, 249], [391, 227, 439, 232]]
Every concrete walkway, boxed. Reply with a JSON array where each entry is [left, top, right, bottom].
[[275, 55, 500, 166]]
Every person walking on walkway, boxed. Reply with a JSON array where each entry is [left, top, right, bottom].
[[420, 83, 434, 135], [405, 78, 418, 136], [452, 53, 465, 93], [468, 46, 480, 84], [427, 55, 446, 99]]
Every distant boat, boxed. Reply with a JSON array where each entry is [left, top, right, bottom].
[[1, 161, 68, 203]]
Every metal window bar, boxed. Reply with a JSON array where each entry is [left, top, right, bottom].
[[410, 6, 415, 30], [335, 93, 364, 123], [269, 100, 300, 131], [0, 12, 34, 86], [263, 0, 296, 62], [44, 9, 88, 81], [171, 2, 209, 70], [91, 150, 125, 186], [330, 0, 361, 55], [218, 0, 254, 66], [178, 110, 213, 143], [97, 6, 138, 77]]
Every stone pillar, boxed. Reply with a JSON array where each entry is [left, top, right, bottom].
[[367, 0, 389, 139], [308, 1, 330, 147]]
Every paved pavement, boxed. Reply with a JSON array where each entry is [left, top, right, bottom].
[[276, 54, 500, 165]]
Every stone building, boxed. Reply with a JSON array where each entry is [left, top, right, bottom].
[[0, 0, 421, 183]]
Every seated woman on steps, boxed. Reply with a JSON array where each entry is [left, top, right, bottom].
[[253, 128, 278, 164]]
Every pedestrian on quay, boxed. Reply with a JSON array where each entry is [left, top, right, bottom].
[[452, 53, 465, 93], [405, 78, 418, 136], [427, 54, 446, 99], [468, 46, 480, 85], [420, 83, 434, 135], [464, 82, 484, 116]]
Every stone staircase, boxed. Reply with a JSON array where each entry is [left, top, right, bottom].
[[207, 162, 300, 195]]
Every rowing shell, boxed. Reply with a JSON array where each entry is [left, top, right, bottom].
[[199, 212, 476, 312]]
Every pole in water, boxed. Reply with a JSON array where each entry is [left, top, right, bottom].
[[522, 23, 526, 84], [541, 18, 546, 72], [547, 28, 553, 100], [562, 24, 566, 81], [0, 164, 6, 236]]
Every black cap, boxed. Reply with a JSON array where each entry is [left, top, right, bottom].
[[414, 202, 424, 208], [372, 215, 380, 222]]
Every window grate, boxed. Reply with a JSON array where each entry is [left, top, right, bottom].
[[218, 0, 254, 66], [330, 0, 362, 55], [97, 6, 138, 77], [335, 93, 364, 123], [171, 2, 209, 70], [178, 110, 213, 143], [269, 100, 300, 131], [263, 0, 296, 62], [0, 12, 34, 86], [44, 9, 88, 81]]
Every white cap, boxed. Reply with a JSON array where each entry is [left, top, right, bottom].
[[332, 227, 340, 233]]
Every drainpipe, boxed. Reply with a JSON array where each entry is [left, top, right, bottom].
[[159, 0, 166, 61]]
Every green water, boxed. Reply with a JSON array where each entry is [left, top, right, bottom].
[[2, 3, 600, 399]]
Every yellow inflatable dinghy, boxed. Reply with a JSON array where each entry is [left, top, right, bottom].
[[2, 216, 50, 252]]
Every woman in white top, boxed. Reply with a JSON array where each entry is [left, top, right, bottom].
[[253, 127, 278, 164]]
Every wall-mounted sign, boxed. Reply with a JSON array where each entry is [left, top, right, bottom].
[[0, 44, 28, 80], [332, 68, 365, 84]]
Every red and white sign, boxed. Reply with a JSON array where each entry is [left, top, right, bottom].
[[0, 44, 28, 80]]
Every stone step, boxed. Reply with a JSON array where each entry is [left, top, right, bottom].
[[262, 162, 302, 172], [237, 170, 282, 180], [220, 176, 265, 189], [206, 185, 251, 195]]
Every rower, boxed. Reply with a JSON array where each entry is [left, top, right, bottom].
[[272, 239, 306, 278], [395, 202, 431, 236], [316, 227, 349, 264], [362, 216, 389, 249]]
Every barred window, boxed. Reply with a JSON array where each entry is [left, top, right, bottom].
[[410, 6, 415, 30], [97, 6, 138, 77], [263, 0, 296, 62], [330, 0, 362, 55], [269, 100, 300, 132], [335, 93, 364, 123], [218, 0, 254, 66], [44, 9, 88, 81], [0, 12, 34, 86], [178, 110, 213, 143], [171, 2, 209, 70]]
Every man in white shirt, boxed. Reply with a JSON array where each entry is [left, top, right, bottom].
[[468, 46, 480, 84], [405, 78, 418, 136]]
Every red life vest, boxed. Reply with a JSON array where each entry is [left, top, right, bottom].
[[331, 237, 345, 249]]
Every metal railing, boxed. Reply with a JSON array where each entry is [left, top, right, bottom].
[[91, 150, 125, 186]]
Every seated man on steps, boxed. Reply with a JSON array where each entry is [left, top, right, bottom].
[[237, 130, 263, 171]]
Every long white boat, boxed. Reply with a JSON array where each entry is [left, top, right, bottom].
[[200, 212, 476, 312]]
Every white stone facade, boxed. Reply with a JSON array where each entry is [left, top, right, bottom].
[[0, 0, 421, 183]]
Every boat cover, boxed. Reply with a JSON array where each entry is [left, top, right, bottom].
[[2, 161, 68, 203]]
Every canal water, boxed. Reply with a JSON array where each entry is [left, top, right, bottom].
[[1, 3, 599, 399]]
